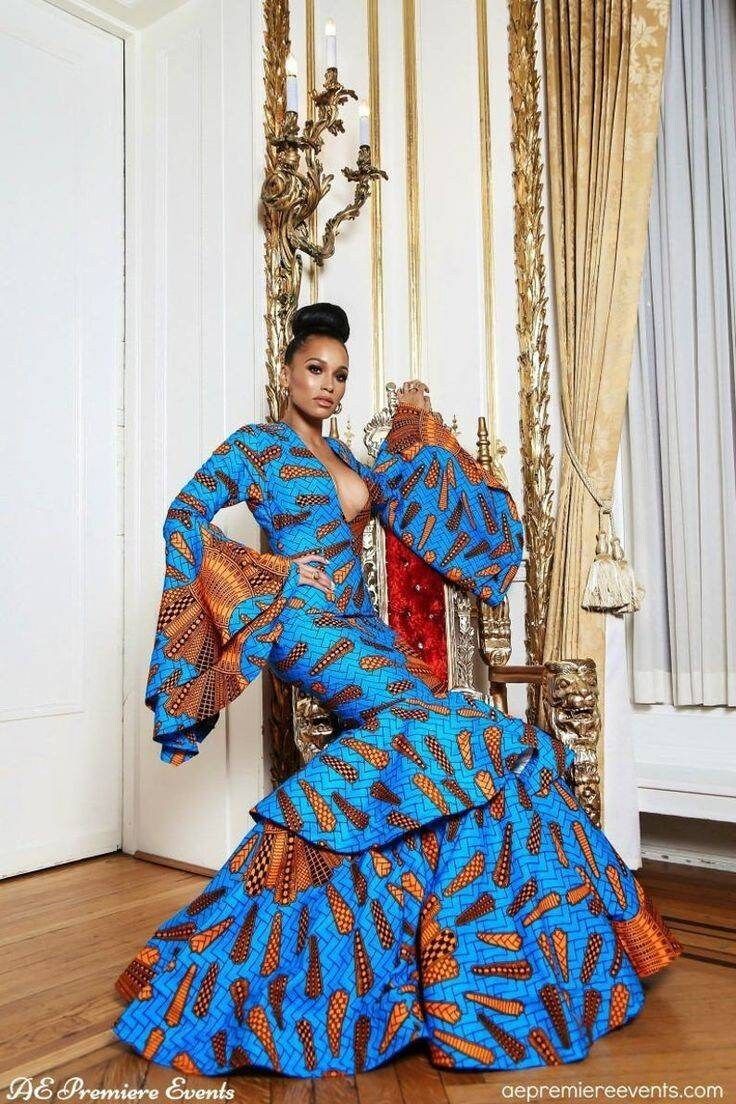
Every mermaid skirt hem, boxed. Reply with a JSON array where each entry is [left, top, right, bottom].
[[111, 984, 648, 1078], [111, 766, 682, 1079]]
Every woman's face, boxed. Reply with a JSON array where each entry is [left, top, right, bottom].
[[281, 334, 349, 421]]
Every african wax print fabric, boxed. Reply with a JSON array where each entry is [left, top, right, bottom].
[[112, 403, 682, 1078]]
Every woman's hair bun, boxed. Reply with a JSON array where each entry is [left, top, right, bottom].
[[290, 302, 350, 345]]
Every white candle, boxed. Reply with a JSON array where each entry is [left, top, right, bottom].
[[358, 100, 370, 146], [286, 53, 298, 112], [325, 18, 337, 69]]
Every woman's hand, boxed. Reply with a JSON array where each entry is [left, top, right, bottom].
[[291, 553, 335, 599], [396, 380, 432, 411]]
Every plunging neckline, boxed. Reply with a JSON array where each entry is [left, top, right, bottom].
[[277, 420, 371, 525]]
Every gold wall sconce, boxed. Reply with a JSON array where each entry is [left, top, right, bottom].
[[260, 30, 388, 422]]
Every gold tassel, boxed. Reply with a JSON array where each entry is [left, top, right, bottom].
[[581, 510, 627, 613], [581, 507, 645, 615], [610, 536, 645, 615], [563, 421, 645, 617]]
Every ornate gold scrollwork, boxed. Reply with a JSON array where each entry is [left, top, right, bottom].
[[543, 659, 602, 826], [261, 30, 386, 424], [507, 0, 556, 727]]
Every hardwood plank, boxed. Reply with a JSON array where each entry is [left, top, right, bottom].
[[355, 1061, 404, 1104], [228, 1070, 275, 1104], [271, 1078, 316, 1103], [393, 1051, 448, 1104], [46, 1043, 147, 1101], [314, 1071, 359, 1102], [0, 881, 202, 950], [0, 884, 204, 1008]]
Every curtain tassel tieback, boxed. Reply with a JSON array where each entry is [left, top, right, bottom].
[[581, 505, 645, 615], [563, 424, 645, 615]]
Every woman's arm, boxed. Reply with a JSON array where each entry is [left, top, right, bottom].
[[369, 395, 524, 607], [147, 426, 301, 765], [160, 427, 293, 580]]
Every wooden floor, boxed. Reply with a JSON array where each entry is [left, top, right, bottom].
[[2, 852, 735, 1102]]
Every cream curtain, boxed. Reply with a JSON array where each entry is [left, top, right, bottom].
[[624, 0, 736, 706], [541, 0, 670, 806]]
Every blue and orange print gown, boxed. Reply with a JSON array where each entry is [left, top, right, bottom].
[[112, 403, 682, 1078]]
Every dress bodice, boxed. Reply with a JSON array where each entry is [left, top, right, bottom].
[[253, 420, 381, 616], [146, 403, 524, 759]]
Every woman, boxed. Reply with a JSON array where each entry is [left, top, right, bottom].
[[112, 303, 682, 1078]]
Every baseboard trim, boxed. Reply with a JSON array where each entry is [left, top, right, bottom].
[[641, 842, 736, 874]]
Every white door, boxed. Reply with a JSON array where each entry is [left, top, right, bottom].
[[0, 0, 124, 877]]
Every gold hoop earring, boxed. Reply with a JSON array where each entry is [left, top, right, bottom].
[[334, 400, 342, 414]]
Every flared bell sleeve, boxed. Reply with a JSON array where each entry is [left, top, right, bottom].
[[146, 428, 302, 766], [369, 402, 524, 606]]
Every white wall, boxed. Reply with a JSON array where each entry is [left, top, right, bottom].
[[1, 0, 125, 878]]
